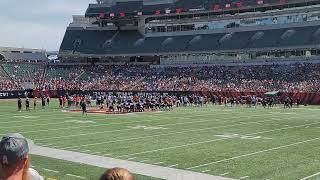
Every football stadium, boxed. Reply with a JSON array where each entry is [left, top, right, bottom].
[[1, 0, 320, 180]]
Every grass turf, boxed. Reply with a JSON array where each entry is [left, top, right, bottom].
[[0, 99, 320, 180], [30, 155, 162, 180]]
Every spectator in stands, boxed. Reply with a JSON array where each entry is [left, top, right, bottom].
[[99, 168, 135, 180], [0, 133, 43, 180]]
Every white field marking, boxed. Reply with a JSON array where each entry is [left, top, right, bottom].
[[30, 165, 36, 168], [127, 157, 136, 160], [60, 117, 283, 149], [220, 172, 230, 176], [24, 114, 234, 135], [116, 121, 320, 158], [240, 176, 250, 179], [42, 168, 59, 173], [140, 159, 149, 163], [168, 164, 179, 168], [103, 154, 112, 156], [65, 174, 86, 179], [300, 171, 320, 180], [42, 144, 53, 147], [92, 152, 101, 155], [201, 170, 211, 173], [36, 112, 289, 143], [128, 125, 168, 130], [187, 137, 320, 170], [0, 115, 79, 125], [0, 116, 86, 129], [34, 114, 253, 141], [154, 162, 164, 165], [214, 134, 262, 140], [13, 115, 41, 119]]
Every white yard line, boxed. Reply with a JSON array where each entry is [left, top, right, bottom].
[[220, 172, 230, 176], [28, 115, 229, 136], [202, 170, 211, 173], [61, 118, 276, 149], [300, 171, 320, 180], [127, 157, 137, 160], [116, 121, 320, 158], [168, 164, 179, 168], [239, 176, 250, 179], [0, 116, 77, 125], [34, 114, 265, 141], [66, 174, 86, 179], [154, 162, 164, 165], [0, 117, 81, 129], [42, 144, 53, 147], [46, 115, 297, 150], [42, 168, 59, 173], [187, 137, 320, 170], [34, 115, 239, 141]]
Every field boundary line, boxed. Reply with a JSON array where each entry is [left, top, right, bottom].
[[187, 137, 320, 170], [300, 171, 320, 180], [30, 143, 234, 180]]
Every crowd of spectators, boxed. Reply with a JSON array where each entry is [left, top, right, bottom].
[[41, 63, 320, 93], [1, 63, 320, 93]]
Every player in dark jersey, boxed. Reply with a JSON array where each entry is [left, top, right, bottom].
[[17, 97, 22, 112], [46, 96, 50, 106], [58, 96, 63, 108], [33, 97, 37, 110], [80, 99, 87, 116], [41, 96, 46, 109], [26, 98, 30, 111]]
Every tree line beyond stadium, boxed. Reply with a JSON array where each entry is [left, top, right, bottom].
[[0, 90, 320, 105]]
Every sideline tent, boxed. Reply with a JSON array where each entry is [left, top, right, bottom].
[[265, 91, 280, 104], [265, 91, 280, 96]]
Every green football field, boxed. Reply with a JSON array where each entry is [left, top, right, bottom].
[[0, 99, 320, 180]]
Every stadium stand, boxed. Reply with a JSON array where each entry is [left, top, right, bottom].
[[0, 52, 48, 62], [60, 25, 320, 55], [0, 65, 14, 91], [0, 63, 307, 93], [0, 47, 48, 62]]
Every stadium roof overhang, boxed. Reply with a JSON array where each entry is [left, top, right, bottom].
[[85, 0, 320, 18]]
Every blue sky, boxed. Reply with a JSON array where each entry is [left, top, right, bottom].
[[0, 0, 95, 51]]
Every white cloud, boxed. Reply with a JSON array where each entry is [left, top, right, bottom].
[[0, 0, 95, 51]]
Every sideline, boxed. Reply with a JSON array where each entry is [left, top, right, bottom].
[[29, 141, 234, 180]]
